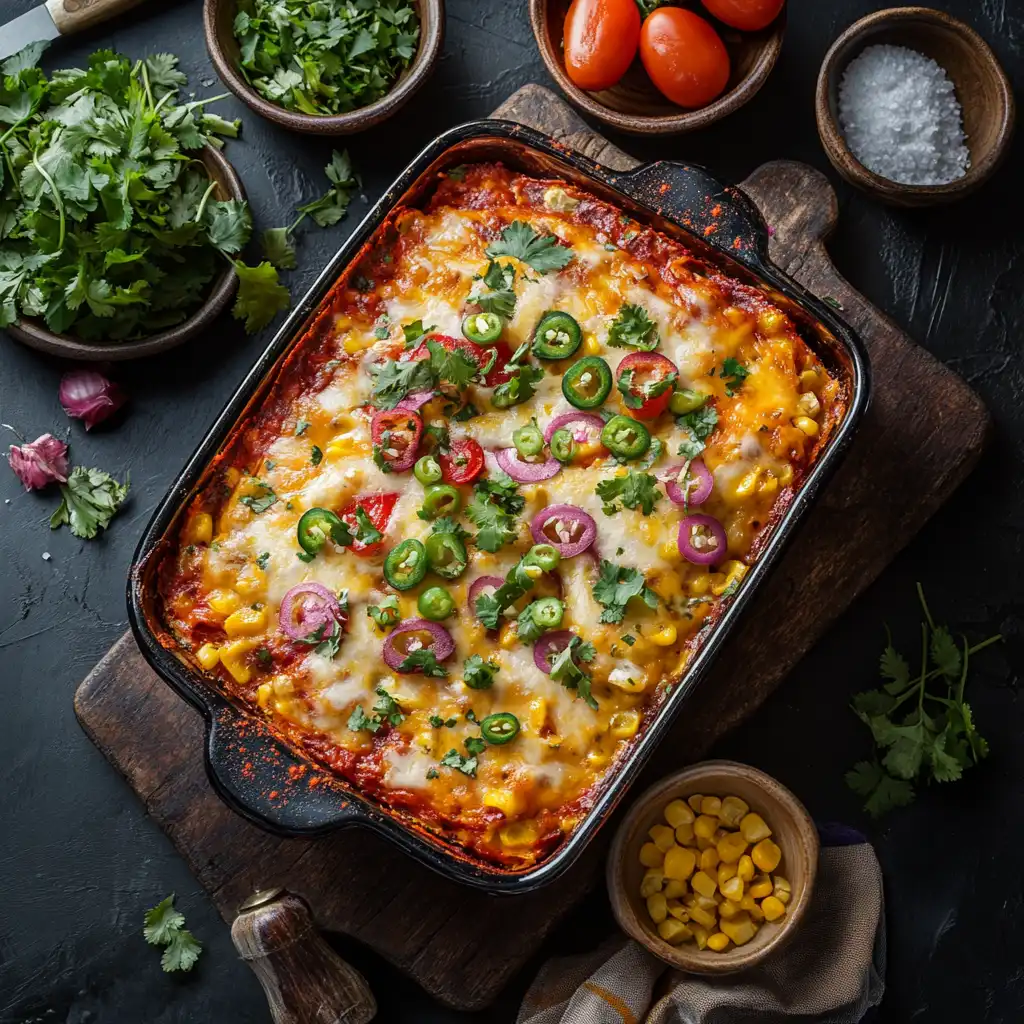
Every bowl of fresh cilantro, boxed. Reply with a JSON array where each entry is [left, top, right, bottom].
[[204, 0, 444, 134], [0, 45, 292, 360]]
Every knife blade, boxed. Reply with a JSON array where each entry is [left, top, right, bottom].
[[0, 0, 147, 64], [0, 5, 60, 63]]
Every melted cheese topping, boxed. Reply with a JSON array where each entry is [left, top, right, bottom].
[[161, 164, 844, 869]]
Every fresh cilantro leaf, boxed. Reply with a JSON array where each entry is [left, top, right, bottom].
[[595, 471, 660, 516], [300, 621, 343, 659], [930, 625, 961, 680], [432, 516, 467, 540], [880, 639, 912, 694], [261, 226, 297, 270], [440, 748, 478, 777], [367, 595, 400, 630], [239, 482, 277, 514], [549, 636, 598, 710], [468, 259, 516, 317], [845, 761, 916, 818], [426, 767, 440, 779], [617, 367, 676, 409], [349, 686, 405, 732], [310, 445, 323, 466], [463, 654, 499, 690], [255, 647, 272, 667], [161, 929, 203, 974], [592, 560, 658, 624], [256, 551, 270, 571], [465, 735, 486, 757], [621, 634, 636, 646], [398, 650, 447, 677], [720, 357, 749, 396], [466, 475, 523, 553], [2, 40, 49, 76], [143, 896, 185, 946], [231, 260, 291, 332], [608, 303, 658, 351], [295, 150, 358, 227], [491, 344, 544, 407], [403, 319, 434, 346], [49, 466, 129, 539], [204, 199, 252, 254], [348, 704, 379, 733], [429, 715, 445, 727], [369, 357, 436, 410], [677, 404, 718, 442], [295, 418, 311, 436], [516, 601, 549, 644], [474, 553, 545, 629], [427, 338, 478, 390], [485, 221, 573, 273], [637, 437, 665, 471], [452, 403, 479, 422], [353, 506, 383, 546], [424, 424, 451, 453]]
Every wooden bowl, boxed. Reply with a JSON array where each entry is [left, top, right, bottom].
[[204, 0, 445, 135], [529, 0, 784, 135], [815, 7, 1015, 206], [5, 146, 244, 363], [607, 760, 818, 974]]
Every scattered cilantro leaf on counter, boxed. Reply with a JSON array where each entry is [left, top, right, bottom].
[[367, 595, 400, 630], [549, 636, 598, 710], [403, 319, 434, 347], [720, 358, 749, 396], [231, 260, 291, 333], [845, 584, 1002, 817], [260, 227, 297, 270], [234, 1, 420, 117], [468, 259, 517, 318], [595, 470, 660, 516], [593, 560, 659, 624], [485, 221, 573, 274], [49, 467, 129, 539], [399, 650, 448, 677], [143, 895, 202, 974], [608, 303, 659, 351], [463, 655, 499, 690]]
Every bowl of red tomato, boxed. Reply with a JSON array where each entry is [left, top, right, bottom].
[[529, 0, 785, 134]]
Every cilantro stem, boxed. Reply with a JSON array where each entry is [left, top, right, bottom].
[[141, 61, 154, 110], [181, 94, 230, 111], [916, 581, 936, 631], [31, 146, 65, 253], [884, 634, 1002, 713], [917, 622, 927, 716], [193, 179, 219, 225]]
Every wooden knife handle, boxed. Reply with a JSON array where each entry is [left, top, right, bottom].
[[45, 0, 146, 35], [231, 889, 377, 1024]]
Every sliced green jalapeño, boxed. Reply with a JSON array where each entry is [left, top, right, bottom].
[[462, 311, 503, 344], [480, 712, 520, 745], [562, 356, 612, 409], [383, 539, 427, 591], [425, 531, 468, 580], [601, 414, 651, 460], [296, 507, 349, 556], [533, 311, 582, 360]]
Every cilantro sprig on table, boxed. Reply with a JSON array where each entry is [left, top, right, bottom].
[[49, 466, 129, 539], [845, 584, 1002, 817], [0, 46, 288, 337], [143, 895, 202, 973], [234, 0, 420, 117], [593, 560, 659, 625]]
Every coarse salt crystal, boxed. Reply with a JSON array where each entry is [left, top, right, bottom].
[[838, 44, 969, 186]]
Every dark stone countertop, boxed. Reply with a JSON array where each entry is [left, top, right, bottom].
[[1, 1, 1022, 1021]]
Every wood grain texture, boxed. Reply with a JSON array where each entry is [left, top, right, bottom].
[[46, 0, 145, 35], [74, 85, 989, 1011]]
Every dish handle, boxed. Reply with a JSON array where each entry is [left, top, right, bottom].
[[610, 160, 770, 274]]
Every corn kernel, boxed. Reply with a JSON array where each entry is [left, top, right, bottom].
[[649, 824, 676, 852], [689, 573, 711, 597], [235, 565, 265, 597], [718, 862, 738, 886], [343, 334, 372, 354], [667, 901, 689, 922], [640, 868, 665, 898], [586, 750, 611, 768], [700, 848, 720, 873], [748, 904, 765, 923], [721, 912, 757, 946], [687, 793, 704, 813], [759, 473, 779, 496], [657, 918, 692, 945], [639, 843, 665, 868], [696, 835, 714, 851], [219, 638, 258, 684], [224, 606, 267, 637], [663, 845, 696, 881], [720, 876, 744, 902], [583, 334, 601, 356], [740, 894, 758, 913], [223, 467, 241, 488], [209, 590, 243, 616], [690, 923, 710, 950], [749, 874, 773, 899], [482, 788, 521, 817], [691, 870, 717, 899], [707, 932, 730, 952], [773, 876, 792, 905], [664, 800, 695, 828], [761, 895, 786, 921], [758, 308, 787, 334], [675, 822, 695, 845], [737, 855, 755, 882], [499, 622, 519, 649], [719, 899, 741, 920], [693, 814, 718, 840], [799, 368, 822, 392], [740, 813, 772, 843], [700, 796, 722, 816], [658, 540, 681, 561], [256, 682, 272, 708], [719, 795, 749, 828], [716, 833, 746, 864], [527, 697, 547, 732], [664, 879, 687, 899], [797, 391, 821, 418], [610, 710, 641, 739], [650, 624, 677, 646], [195, 643, 220, 671], [499, 821, 538, 848], [793, 415, 819, 437], [185, 512, 213, 545], [646, 892, 668, 924], [734, 468, 761, 499], [777, 463, 794, 486], [752, 838, 782, 873], [688, 905, 717, 930]]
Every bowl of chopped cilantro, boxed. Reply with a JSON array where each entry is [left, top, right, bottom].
[[0, 45, 290, 360], [205, 0, 444, 134]]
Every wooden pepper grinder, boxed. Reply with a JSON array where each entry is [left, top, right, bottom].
[[231, 888, 377, 1024]]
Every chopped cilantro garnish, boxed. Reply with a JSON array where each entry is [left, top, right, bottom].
[[720, 357, 749, 396], [310, 445, 323, 466], [549, 636, 598, 710], [466, 473, 524, 553], [595, 471, 660, 515], [469, 259, 516, 318], [485, 221, 573, 274], [398, 650, 447, 677], [240, 481, 277, 514], [593, 560, 659, 624], [463, 654, 499, 690], [348, 686, 405, 733], [608, 303, 659, 351]]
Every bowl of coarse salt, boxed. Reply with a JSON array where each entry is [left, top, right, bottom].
[[815, 6, 1014, 206]]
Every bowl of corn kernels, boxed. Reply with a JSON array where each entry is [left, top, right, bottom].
[[607, 760, 818, 973]]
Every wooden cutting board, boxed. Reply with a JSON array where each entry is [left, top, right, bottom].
[[74, 85, 989, 1011]]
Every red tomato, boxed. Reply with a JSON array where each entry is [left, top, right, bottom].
[[701, 0, 784, 31], [639, 8, 730, 109], [370, 409, 423, 471], [338, 493, 398, 557], [563, 0, 641, 92], [480, 340, 514, 387], [616, 351, 678, 420], [440, 438, 484, 485]]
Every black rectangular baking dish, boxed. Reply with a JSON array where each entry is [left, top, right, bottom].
[[128, 119, 870, 894]]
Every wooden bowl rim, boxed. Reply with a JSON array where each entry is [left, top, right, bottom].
[[528, 0, 785, 135], [5, 145, 244, 363], [203, 0, 445, 135], [814, 5, 1015, 205], [606, 759, 819, 974]]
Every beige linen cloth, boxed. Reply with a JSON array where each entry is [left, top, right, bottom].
[[519, 828, 885, 1024]]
